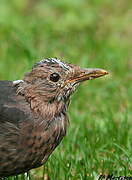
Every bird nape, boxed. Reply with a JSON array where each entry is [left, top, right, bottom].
[[0, 57, 108, 177]]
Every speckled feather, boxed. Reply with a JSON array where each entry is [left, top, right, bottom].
[[0, 81, 68, 177], [0, 59, 73, 177], [0, 58, 108, 177]]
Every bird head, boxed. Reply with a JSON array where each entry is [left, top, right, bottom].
[[22, 58, 108, 104]]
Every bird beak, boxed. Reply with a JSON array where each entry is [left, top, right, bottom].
[[69, 68, 108, 84]]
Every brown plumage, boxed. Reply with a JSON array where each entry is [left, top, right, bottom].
[[0, 58, 108, 177]]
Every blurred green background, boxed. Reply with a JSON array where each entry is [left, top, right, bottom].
[[0, 0, 131, 180]]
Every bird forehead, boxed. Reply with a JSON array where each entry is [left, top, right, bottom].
[[34, 58, 71, 71]]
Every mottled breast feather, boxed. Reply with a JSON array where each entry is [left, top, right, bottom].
[[0, 81, 67, 177]]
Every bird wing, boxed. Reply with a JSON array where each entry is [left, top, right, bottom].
[[0, 81, 34, 176], [0, 81, 29, 124], [0, 80, 33, 140]]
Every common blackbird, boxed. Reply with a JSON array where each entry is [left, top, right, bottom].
[[0, 58, 108, 177]]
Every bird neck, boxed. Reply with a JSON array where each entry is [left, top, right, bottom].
[[30, 96, 68, 120], [16, 82, 69, 121]]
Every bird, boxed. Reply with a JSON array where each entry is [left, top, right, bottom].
[[0, 58, 108, 177]]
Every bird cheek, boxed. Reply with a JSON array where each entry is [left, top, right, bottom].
[[57, 80, 65, 88], [66, 90, 71, 97], [57, 95, 63, 102]]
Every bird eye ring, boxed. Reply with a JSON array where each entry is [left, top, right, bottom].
[[50, 73, 60, 82]]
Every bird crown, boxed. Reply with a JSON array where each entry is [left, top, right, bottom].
[[33, 57, 71, 71]]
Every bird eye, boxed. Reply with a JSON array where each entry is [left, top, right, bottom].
[[50, 73, 60, 82]]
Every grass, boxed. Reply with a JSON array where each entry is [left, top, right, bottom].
[[0, 0, 131, 179]]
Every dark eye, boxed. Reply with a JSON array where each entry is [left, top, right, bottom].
[[50, 73, 60, 82]]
